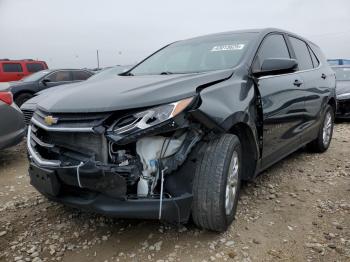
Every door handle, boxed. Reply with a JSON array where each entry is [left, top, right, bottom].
[[321, 73, 327, 79], [293, 79, 303, 87]]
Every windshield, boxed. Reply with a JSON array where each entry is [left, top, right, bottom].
[[21, 70, 51, 82], [129, 33, 257, 75], [88, 66, 130, 81], [333, 67, 350, 81]]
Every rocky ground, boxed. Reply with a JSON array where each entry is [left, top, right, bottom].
[[0, 123, 349, 262]]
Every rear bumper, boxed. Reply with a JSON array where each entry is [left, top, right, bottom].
[[28, 162, 193, 223]]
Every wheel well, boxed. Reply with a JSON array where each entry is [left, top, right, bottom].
[[328, 97, 336, 116], [229, 123, 258, 181], [14, 91, 34, 100]]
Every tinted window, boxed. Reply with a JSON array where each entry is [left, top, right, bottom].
[[289, 37, 313, 70], [308, 47, 319, 68], [47, 71, 71, 82], [73, 70, 92, 80], [26, 63, 45, 73], [343, 60, 350, 65], [3, 63, 23, 72], [254, 34, 290, 70]]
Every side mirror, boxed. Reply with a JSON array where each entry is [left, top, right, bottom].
[[42, 78, 51, 85], [253, 58, 298, 77]]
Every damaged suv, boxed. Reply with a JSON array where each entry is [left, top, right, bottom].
[[27, 28, 336, 232]]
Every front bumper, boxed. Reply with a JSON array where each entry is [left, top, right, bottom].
[[28, 162, 193, 223]]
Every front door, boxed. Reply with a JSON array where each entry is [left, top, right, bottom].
[[253, 34, 306, 169]]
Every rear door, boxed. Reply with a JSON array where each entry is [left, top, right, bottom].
[[254, 34, 306, 169], [287, 36, 333, 143]]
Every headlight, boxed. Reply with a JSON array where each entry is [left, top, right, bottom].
[[113, 97, 193, 135]]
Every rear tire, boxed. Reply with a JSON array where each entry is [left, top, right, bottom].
[[15, 93, 33, 107], [307, 105, 334, 153], [192, 134, 242, 232]]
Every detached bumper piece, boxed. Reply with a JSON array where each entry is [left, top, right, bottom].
[[336, 99, 350, 118], [28, 163, 193, 223]]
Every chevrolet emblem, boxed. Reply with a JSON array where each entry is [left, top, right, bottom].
[[44, 115, 58, 126]]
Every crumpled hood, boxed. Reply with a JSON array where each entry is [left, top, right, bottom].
[[37, 69, 233, 113]]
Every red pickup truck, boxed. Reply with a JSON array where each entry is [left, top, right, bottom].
[[0, 59, 48, 82]]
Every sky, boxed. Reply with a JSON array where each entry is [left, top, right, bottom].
[[1, 0, 349, 69]]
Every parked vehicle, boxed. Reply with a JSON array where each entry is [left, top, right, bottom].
[[332, 65, 350, 118], [328, 59, 350, 66], [0, 59, 48, 82], [21, 66, 130, 125], [9, 69, 93, 107], [0, 83, 25, 149], [27, 28, 336, 232]]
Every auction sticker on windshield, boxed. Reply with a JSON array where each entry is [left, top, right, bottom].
[[211, 44, 245, 52]]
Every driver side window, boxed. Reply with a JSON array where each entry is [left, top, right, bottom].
[[253, 34, 290, 71]]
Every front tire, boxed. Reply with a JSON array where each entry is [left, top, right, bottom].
[[308, 105, 334, 153], [192, 134, 242, 232]]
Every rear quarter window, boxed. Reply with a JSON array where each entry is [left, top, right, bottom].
[[2, 63, 23, 72], [26, 63, 45, 73], [73, 71, 92, 80]]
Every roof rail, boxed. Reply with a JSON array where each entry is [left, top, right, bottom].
[[0, 59, 10, 61]]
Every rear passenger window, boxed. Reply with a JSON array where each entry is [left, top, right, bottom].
[[26, 63, 45, 73], [308, 47, 319, 68], [254, 34, 290, 70], [73, 71, 91, 81], [47, 71, 71, 82], [289, 37, 313, 70], [3, 63, 23, 72]]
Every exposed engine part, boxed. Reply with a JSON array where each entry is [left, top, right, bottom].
[[135, 134, 186, 196]]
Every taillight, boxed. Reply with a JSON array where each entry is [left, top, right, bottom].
[[0, 92, 13, 105]]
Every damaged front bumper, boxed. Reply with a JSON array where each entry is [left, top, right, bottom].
[[29, 162, 193, 222], [27, 103, 202, 223]]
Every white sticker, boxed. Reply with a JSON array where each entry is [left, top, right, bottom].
[[211, 44, 245, 52]]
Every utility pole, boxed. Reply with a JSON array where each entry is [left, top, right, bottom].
[[96, 49, 100, 69]]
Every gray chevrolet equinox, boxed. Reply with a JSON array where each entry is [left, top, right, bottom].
[[27, 28, 336, 232]]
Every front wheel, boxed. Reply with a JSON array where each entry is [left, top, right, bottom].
[[192, 134, 242, 232], [308, 105, 334, 153]]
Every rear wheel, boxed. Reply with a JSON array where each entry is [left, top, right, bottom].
[[192, 134, 242, 232], [308, 105, 334, 153], [15, 93, 33, 107]]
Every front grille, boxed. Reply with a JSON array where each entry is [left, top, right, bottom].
[[22, 109, 34, 126], [29, 110, 111, 165], [33, 109, 111, 129]]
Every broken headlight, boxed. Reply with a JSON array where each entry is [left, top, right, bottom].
[[112, 97, 194, 135]]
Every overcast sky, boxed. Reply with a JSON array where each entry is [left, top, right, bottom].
[[1, 0, 349, 69]]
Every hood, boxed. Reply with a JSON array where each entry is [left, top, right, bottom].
[[336, 81, 350, 95], [8, 81, 35, 92], [37, 69, 233, 113], [21, 83, 80, 110]]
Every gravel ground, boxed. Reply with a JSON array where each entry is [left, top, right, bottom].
[[0, 123, 349, 262]]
